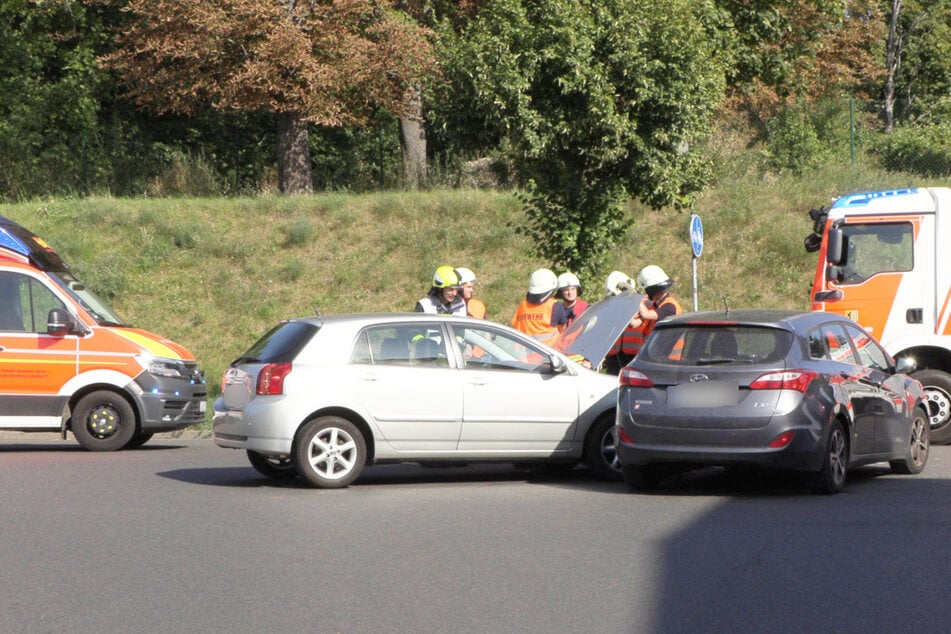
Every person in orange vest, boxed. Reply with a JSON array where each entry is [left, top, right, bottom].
[[557, 272, 588, 327], [603, 270, 639, 375], [511, 268, 567, 346], [630, 264, 683, 340], [456, 267, 487, 319]]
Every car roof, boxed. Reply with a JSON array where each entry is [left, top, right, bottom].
[[657, 309, 845, 332]]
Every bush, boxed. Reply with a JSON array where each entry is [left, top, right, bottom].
[[871, 122, 951, 177]]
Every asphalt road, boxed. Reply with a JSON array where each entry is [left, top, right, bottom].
[[2, 435, 951, 633]]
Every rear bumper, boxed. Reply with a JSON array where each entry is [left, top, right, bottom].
[[615, 420, 826, 473], [211, 397, 294, 455]]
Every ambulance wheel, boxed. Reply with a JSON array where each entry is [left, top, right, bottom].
[[72, 390, 137, 452], [914, 369, 951, 445]]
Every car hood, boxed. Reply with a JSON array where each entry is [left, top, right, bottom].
[[552, 291, 644, 367]]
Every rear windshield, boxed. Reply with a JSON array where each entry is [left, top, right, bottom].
[[639, 325, 793, 366], [237, 320, 319, 364]]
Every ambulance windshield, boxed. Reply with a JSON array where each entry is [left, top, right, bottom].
[[48, 270, 127, 326]]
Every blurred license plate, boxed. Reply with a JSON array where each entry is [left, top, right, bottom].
[[667, 381, 738, 408]]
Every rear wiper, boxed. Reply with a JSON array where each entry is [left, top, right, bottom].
[[697, 358, 736, 365], [230, 356, 262, 366]]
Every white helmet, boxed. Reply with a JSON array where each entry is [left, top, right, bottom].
[[557, 272, 581, 292], [528, 268, 558, 295], [605, 270, 634, 296], [637, 265, 672, 292], [455, 267, 476, 285]]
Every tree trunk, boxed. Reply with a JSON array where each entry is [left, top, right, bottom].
[[398, 86, 427, 189], [884, 0, 902, 133], [277, 111, 313, 195]]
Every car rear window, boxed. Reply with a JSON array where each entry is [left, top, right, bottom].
[[240, 320, 319, 363], [639, 325, 793, 366]]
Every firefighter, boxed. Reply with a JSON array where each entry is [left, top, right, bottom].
[[511, 268, 567, 346], [630, 264, 683, 341], [604, 270, 639, 375], [414, 265, 467, 315], [557, 272, 588, 327], [456, 267, 487, 319]]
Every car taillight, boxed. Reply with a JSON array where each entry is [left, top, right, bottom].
[[619, 368, 654, 388], [768, 430, 796, 448], [749, 370, 818, 393], [256, 362, 292, 395]]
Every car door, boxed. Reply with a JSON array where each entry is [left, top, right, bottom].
[[351, 323, 463, 452], [0, 270, 78, 429], [448, 323, 579, 455], [843, 323, 910, 453], [814, 323, 880, 456]]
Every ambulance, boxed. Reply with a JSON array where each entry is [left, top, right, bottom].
[[805, 187, 951, 443], [0, 216, 206, 450]]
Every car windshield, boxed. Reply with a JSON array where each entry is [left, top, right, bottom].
[[239, 320, 320, 364], [47, 270, 127, 326], [639, 325, 793, 366]]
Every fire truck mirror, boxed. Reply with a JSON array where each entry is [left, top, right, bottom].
[[826, 228, 844, 264]]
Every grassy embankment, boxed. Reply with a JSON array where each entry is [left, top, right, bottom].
[[1, 162, 946, 419]]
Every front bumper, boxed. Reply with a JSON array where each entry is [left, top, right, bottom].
[[134, 372, 207, 432]]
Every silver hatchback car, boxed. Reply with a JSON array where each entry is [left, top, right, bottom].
[[616, 310, 929, 493], [213, 307, 638, 488]]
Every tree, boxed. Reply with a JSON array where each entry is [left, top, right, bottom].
[[432, 0, 729, 281], [102, 0, 436, 194], [0, 0, 111, 199]]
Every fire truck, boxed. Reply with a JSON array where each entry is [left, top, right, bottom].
[[805, 187, 951, 443]]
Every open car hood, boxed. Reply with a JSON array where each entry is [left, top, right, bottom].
[[552, 291, 644, 368]]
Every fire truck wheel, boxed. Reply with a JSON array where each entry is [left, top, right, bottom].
[[914, 369, 951, 445], [71, 390, 137, 452]]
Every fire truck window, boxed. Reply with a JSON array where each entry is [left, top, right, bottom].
[[840, 223, 913, 283]]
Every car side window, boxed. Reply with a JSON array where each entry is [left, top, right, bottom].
[[844, 323, 890, 371], [353, 324, 447, 367], [449, 324, 548, 372], [0, 271, 65, 333], [815, 324, 859, 365]]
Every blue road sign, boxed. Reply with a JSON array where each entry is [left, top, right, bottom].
[[690, 214, 703, 258]]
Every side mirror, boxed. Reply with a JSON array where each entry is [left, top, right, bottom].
[[895, 356, 917, 375], [47, 308, 75, 336], [548, 354, 568, 374], [826, 228, 844, 265]]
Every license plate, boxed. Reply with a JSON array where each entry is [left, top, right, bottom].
[[666, 381, 738, 408], [199, 399, 207, 413]]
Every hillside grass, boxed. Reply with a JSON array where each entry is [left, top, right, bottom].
[[2, 161, 947, 415]]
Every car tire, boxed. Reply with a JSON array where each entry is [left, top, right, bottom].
[[247, 450, 298, 479], [913, 369, 951, 445], [814, 420, 848, 494], [71, 390, 137, 452], [294, 417, 366, 488], [583, 414, 622, 480], [890, 407, 930, 475], [622, 464, 664, 492], [124, 432, 154, 449]]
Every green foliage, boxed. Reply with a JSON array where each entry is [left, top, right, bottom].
[[433, 0, 730, 277], [871, 120, 951, 177]]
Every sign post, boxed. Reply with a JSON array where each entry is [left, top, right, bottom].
[[689, 214, 703, 311]]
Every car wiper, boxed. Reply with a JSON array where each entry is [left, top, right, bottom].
[[230, 356, 262, 366], [697, 358, 737, 365]]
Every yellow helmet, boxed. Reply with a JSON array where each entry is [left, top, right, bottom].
[[433, 265, 461, 289]]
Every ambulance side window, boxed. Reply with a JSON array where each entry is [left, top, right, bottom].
[[0, 271, 66, 333]]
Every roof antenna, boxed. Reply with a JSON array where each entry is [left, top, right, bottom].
[[720, 294, 730, 317], [312, 304, 322, 317]]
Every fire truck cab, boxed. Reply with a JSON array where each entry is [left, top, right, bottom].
[[806, 187, 951, 443]]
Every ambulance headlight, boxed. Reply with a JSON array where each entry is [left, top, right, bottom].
[[147, 358, 189, 379]]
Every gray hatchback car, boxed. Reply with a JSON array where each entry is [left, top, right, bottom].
[[616, 310, 929, 493]]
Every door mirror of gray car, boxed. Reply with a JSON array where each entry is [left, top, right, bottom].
[[895, 356, 917, 376]]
